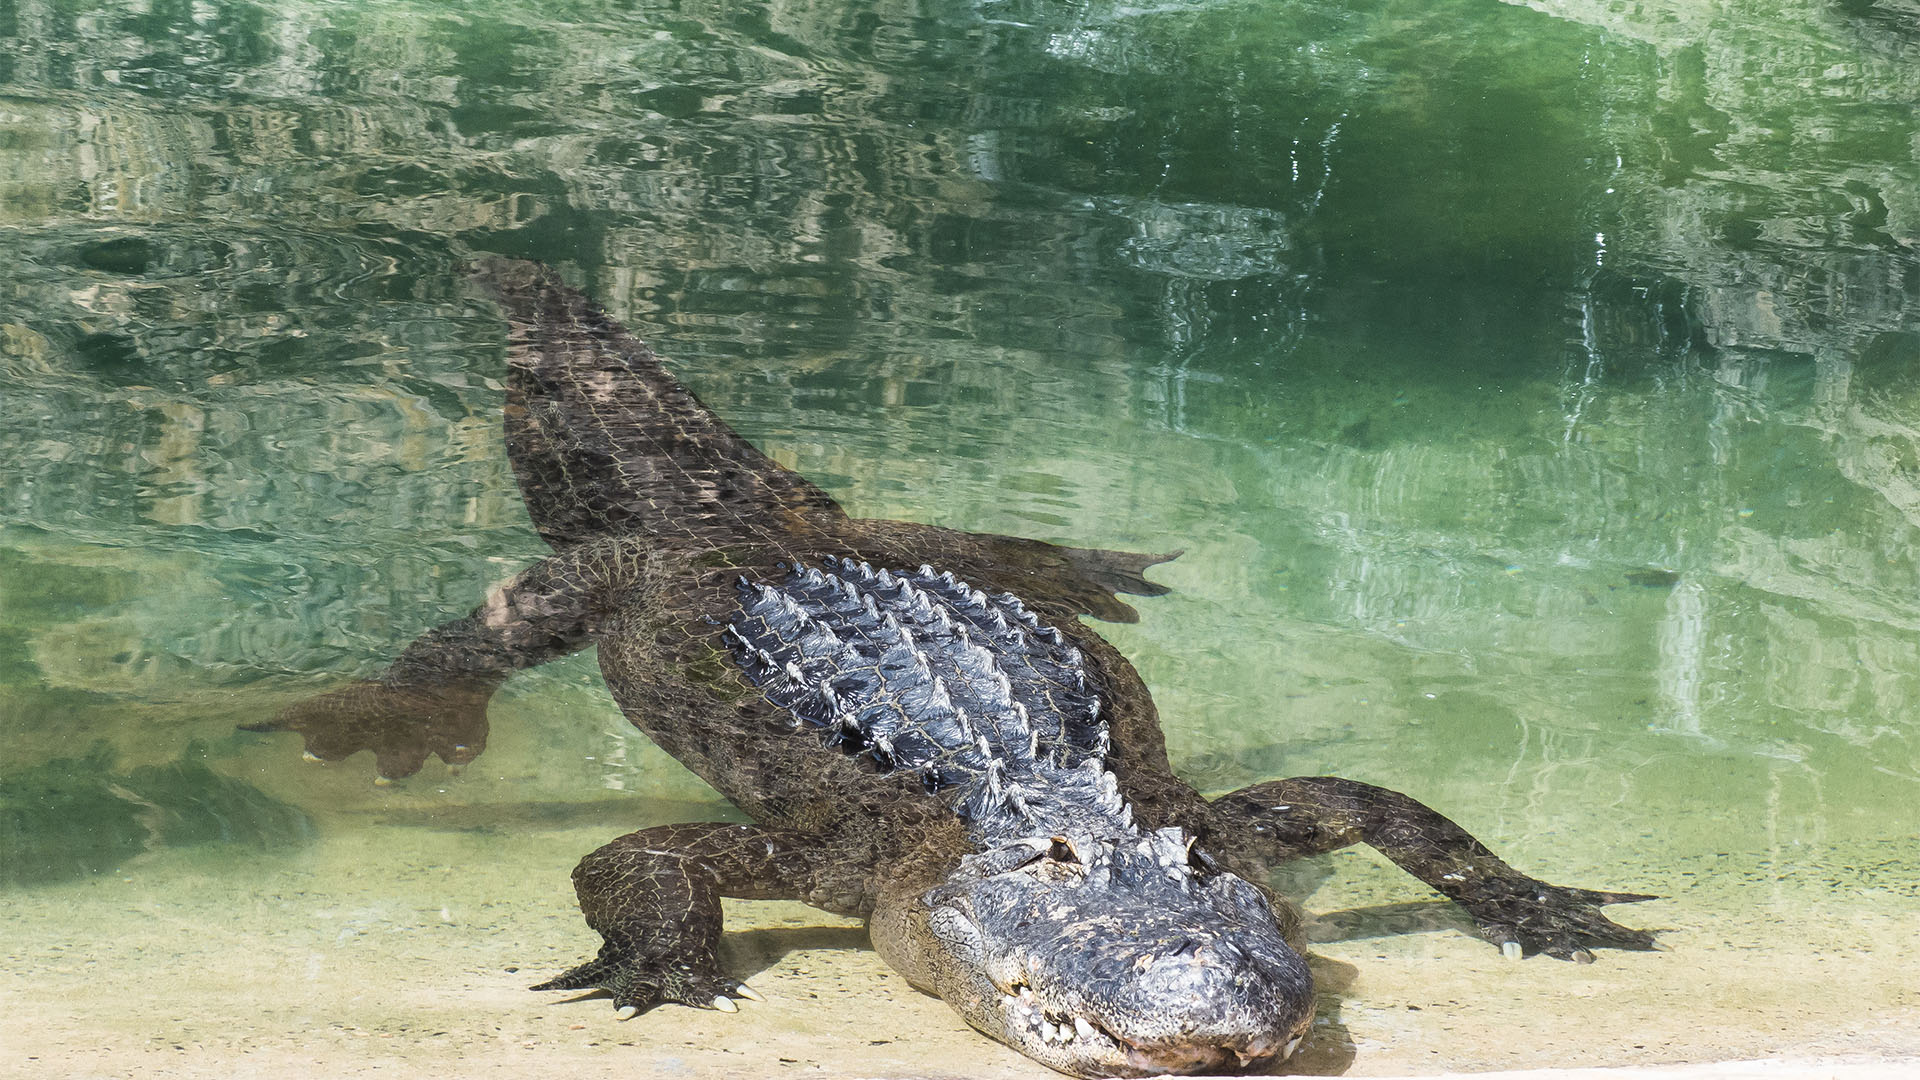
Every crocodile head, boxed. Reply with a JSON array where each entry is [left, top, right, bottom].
[[876, 826, 1314, 1077]]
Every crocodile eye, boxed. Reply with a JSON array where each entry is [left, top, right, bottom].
[[1046, 836, 1080, 864], [1185, 838, 1217, 877]]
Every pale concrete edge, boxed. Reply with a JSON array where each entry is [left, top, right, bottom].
[[836, 1059, 1920, 1080]]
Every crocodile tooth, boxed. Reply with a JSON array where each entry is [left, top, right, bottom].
[[1073, 1017, 1097, 1043]]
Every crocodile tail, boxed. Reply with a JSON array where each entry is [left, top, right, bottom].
[[466, 257, 847, 551], [852, 521, 1177, 624]]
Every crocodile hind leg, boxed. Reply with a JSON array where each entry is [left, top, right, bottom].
[[536, 822, 851, 1013], [1206, 776, 1657, 961], [245, 535, 653, 779]]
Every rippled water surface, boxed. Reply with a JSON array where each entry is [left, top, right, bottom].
[[3, 0, 1918, 1075]]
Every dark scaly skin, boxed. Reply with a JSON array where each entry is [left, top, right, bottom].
[[250, 259, 1656, 1076]]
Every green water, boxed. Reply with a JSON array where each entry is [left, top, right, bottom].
[[2, 0, 1918, 1071]]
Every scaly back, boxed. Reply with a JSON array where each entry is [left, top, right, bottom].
[[726, 558, 1139, 842]]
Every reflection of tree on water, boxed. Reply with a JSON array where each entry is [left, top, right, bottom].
[[1, 0, 1916, 832], [1654, 578, 1707, 738]]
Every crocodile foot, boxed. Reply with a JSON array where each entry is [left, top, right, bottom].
[[533, 949, 761, 1015], [1456, 878, 1658, 962], [242, 677, 493, 780]]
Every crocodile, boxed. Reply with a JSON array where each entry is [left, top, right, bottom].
[[251, 258, 1656, 1077]]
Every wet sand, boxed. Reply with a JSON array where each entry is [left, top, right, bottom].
[[5, 809, 1915, 1080]]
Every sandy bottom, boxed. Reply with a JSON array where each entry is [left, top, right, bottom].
[[4, 794, 1917, 1080]]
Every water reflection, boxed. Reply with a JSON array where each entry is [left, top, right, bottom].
[[1, 0, 1917, 1070]]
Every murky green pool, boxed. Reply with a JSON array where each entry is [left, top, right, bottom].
[[3, 0, 1917, 1075]]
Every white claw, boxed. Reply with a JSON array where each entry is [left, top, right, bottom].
[[1501, 940, 1524, 961], [711, 995, 738, 1013], [615, 1005, 640, 1020], [372, 775, 395, 787], [1283, 1035, 1304, 1060], [733, 984, 765, 1002], [301, 751, 325, 764]]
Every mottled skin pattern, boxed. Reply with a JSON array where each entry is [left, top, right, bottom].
[[253, 259, 1656, 1077]]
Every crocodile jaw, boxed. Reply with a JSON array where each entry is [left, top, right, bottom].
[[877, 832, 1314, 1078]]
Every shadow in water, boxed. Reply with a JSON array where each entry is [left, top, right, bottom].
[[1296, 952, 1361, 1075], [538, 923, 874, 1010], [1305, 899, 1480, 945], [721, 924, 877, 982]]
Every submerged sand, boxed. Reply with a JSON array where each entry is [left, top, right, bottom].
[[4, 795, 1915, 1080]]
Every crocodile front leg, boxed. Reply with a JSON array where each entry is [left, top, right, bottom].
[[536, 822, 856, 1013], [1206, 776, 1656, 961]]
